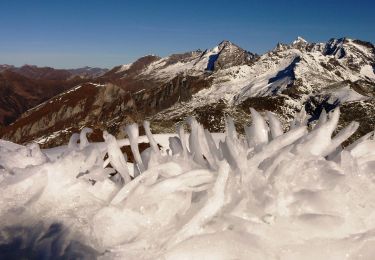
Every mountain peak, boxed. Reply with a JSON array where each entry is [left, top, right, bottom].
[[218, 40, 233, 46], [216, 40, 236, 51], [292, 36, 308, 45], [216, 40, 250, 54]]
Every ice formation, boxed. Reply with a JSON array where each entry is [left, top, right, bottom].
[[0, 108, 375, 259]]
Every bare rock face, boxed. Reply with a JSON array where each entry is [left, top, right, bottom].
[[213, 40, 258, 71], [1, 37, 375, 147]]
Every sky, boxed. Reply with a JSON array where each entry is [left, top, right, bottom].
[[0, 0, 374, 69]]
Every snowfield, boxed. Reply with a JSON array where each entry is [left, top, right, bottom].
[[0, 108, 375, 259]]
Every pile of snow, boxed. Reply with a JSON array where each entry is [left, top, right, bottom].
[[1, 109, 375, 259]]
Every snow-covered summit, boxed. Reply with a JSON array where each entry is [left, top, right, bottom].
[[292, 36, 308, 45]]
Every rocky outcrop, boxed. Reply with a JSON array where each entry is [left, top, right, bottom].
[[213, 40, 258, 71]]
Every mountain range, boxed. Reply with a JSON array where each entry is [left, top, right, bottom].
[[0, 37, 374, 147], [0, 65, 108, 126]]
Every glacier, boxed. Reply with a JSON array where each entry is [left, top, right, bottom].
[[0, 108, 375, 259]]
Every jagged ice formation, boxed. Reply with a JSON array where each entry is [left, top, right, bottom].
[[0, 108, 375, 259]]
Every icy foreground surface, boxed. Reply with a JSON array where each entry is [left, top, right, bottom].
[[1, 109, 375, 259]]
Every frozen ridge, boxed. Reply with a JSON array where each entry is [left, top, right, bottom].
[[1, 108, 375, 259]]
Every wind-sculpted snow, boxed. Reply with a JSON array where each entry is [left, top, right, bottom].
[[1, 108, 375, 259]]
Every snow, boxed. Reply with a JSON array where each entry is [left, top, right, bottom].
[[1, 109, 375, 259], [65, 84, 83, 94], [139, 45, 221, 82], [191, 50, 301, 105], [292, 36, 308, 45], [89, 82, 106, 87], [116, 63, 132, 73], [149, 61, 194, 80], [0, 139, 23, 151], [326, 85, 369, 103], [347, 39, 375, 60], [35, 128, 73, 145], [360, 64, 375, 80]]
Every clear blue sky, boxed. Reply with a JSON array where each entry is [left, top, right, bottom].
[[0, 0, 374, 69]]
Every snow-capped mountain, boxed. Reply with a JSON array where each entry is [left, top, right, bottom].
[[105, 40, 256, 82], [150, 37, 375, 137], [1, 37, 374, 147]]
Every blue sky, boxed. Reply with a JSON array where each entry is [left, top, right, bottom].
[[0, 0, 374, 68]]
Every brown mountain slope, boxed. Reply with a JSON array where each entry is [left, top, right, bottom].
[[0, 75, 210, 147], [0, 70, 87, 125]]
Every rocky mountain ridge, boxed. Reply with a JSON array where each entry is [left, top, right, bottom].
[[1, 37, 374, 147], [0, 65, 108, 80]]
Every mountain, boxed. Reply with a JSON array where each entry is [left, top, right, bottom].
[[7, 65, 108, 80], [0, 70, 89, 126], [0, 64, 15, 72], [0, 65, 108, 126], [1, 37, 374, 147], [67, 66, 109, 79], [150, 37, 375, 138]]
